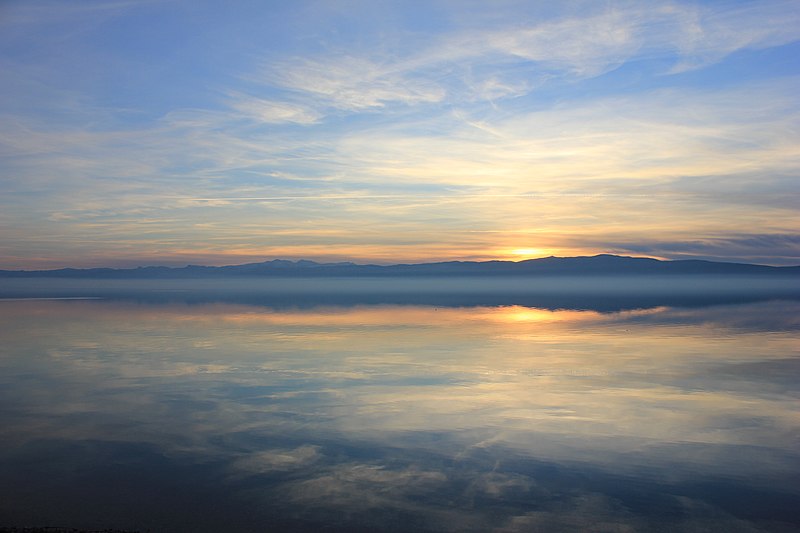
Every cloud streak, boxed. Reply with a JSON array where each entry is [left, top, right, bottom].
[[246, 1, 800, 120]]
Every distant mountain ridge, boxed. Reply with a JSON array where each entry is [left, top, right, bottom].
[[1, 254, 798, 278]]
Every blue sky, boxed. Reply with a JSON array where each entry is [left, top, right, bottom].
[[1, 0, 799, 268]]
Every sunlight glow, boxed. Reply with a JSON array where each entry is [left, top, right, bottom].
[[508, 248, 555, 260]]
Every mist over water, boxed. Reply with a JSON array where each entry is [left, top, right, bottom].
[[1, 279, 799, 532], [1, 275, 798, 311]]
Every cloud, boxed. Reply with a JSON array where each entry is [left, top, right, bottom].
[[256, 55, 447, 112], [465, 8, 642, 77], [245, 1, 800, 119], [227, 93, 322, 125], [458, 1, 800, 75], [328, 77, 800, 187], [290, 464, 448, 506], [664, 0, 800, 72], [601, 234, 800, 265], [496, 493, 643, 533], [230, 445, 321, 475]]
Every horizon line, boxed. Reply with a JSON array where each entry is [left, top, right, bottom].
[[2, 253, 799, 272]]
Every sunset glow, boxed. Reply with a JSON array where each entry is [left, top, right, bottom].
[[508, 248, 557, 260]]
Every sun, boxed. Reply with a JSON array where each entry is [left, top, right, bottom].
[[508, 248, 554, 260]]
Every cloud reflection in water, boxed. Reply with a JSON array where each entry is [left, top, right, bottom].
[[0, 296, 798, 532]]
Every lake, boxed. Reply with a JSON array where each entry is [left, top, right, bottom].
[[1, 278, 799, 532]]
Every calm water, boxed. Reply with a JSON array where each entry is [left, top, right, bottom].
[[1, 278, 799, 532]]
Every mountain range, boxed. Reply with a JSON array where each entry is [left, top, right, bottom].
[[1, 254, 798, 278]]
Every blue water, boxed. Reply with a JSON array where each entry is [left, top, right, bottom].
[[0, 278, 798, 532]]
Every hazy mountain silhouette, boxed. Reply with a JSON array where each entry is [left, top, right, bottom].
[[0, 254, 798, 278]]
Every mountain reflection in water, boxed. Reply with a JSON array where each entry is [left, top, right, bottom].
[[0, 281, 798, 532]]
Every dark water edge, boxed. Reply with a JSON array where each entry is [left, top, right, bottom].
[[1, 275, 798, 311]]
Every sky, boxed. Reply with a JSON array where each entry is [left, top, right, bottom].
[[0, 0, 799, 269]]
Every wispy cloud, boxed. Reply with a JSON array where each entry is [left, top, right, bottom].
[[663, 0, 800, 72], [244, 1, 800, 121], [226, 92, 322, 124], [607, 234, 800, 265], [257, 55, 447, 112]]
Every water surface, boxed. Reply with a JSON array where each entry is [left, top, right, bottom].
[[1, 279, 798, 532]]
